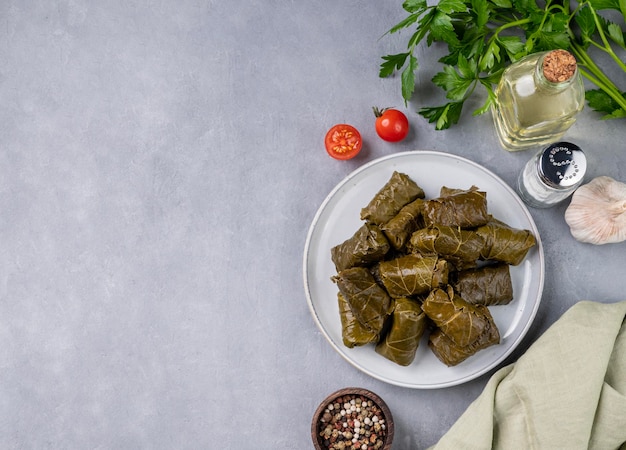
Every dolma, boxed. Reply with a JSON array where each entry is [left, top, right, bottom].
[[408, 225, 485, 263], [332, 267, 392, 334], [453, 263, 514, 306], [378, 254, 449, 298], [381, 198, 425, 251], [477, 216, 536, 265], [369, 263, 390, 291], [439, 185, 479, 197], [369, 263, 383, 286], [337, 293, 379, 348], [421, 286, 494, 347], [375, 298, 427, 366], [331, 223, 391, 272], [429, 319, 500, 366], [423, 188, 489, 228], [360, 171, 425, 226]]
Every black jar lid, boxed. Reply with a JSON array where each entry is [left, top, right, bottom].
[[538, 142, 586, 189]]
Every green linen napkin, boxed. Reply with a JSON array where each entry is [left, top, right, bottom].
[[429, 300, 626, 450]]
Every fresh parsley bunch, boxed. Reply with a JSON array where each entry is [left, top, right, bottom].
[[380, 0, 626, 129]]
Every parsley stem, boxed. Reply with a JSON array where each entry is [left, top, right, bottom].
[[586, 40, 626, 73], [579, 68, 626, 112], [587, 2, 626, 72], [493, 18, 531, 34], [571, 43, 626, 112], [571, 43, 622, 93]]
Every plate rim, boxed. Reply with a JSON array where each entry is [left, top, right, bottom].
[[303, 150, 545, 389]]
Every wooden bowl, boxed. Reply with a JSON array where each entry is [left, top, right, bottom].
[[312, 387, 394, 450]]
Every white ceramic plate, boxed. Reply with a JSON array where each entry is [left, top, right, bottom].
[[303, 151, 545, 389]]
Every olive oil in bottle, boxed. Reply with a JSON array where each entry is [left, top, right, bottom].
[[492, 50, 585, 151]]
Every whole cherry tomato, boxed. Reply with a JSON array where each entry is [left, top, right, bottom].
[[324, 124, 363, 160], [373, 107, 409, 142]]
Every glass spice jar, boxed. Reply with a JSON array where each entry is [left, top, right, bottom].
[[492, 49, 585, 151], [517, 142, 587, 208]]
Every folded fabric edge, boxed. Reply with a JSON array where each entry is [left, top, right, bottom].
[[428, 300, 626, 450]]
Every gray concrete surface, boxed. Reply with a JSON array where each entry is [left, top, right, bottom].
[[1, 1, 625, 448]]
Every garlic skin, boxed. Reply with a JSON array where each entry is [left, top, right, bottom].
[[564, 176, 626, 245]]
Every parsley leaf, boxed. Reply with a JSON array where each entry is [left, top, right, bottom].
[[379, 53, 410, 78], [586, 89, 626, 119], [420, 102, 464, 130], [403, 0, 428, 14], [499, 36, 526, 60], [588, 0, 621, 10], [401, 55, 418, 102], [479, 41, 501, 72], [429, 11, 460, 47], [388, 12, 420, 35], [380, 0, 626, 129], [432, 65, 473, 101], [606, 108, 626, 119], [575, 5, 597, 42], [491, 0, 512, 7], [535, 31, 571, 51], [471, 0, 490, 28], [437, 0, 466, 14], [474, 80, 497, 115], [607, 22, 626, 49]]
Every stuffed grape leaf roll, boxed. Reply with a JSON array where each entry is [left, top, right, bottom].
[[477, 216, 536, 266], [422, 286, 495, 347], [332, 267, 392, 334], [453, 263, 514, 306], [428, 318, 500, 366], [408, 225, 485, 263], [331, 223, 391, 272], [381, 198, 425, 251], [378, 254, 449, 298], [360, 171, 425, 226], [423, 188, 489, 228], [337, 292, 379, 348], [375, 297, 428, 366], [439, 185, 484, 197]]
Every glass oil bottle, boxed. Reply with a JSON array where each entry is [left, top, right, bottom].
[[491, 49, 585, 151]]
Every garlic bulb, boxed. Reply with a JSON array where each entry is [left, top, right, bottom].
[[564, 176, 626, 245]]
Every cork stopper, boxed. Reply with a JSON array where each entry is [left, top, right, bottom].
[[542, 49, 577, 83]]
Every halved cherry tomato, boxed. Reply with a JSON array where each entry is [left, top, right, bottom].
[[325, 124, 362, 160], [373, 107, 409, 142]]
